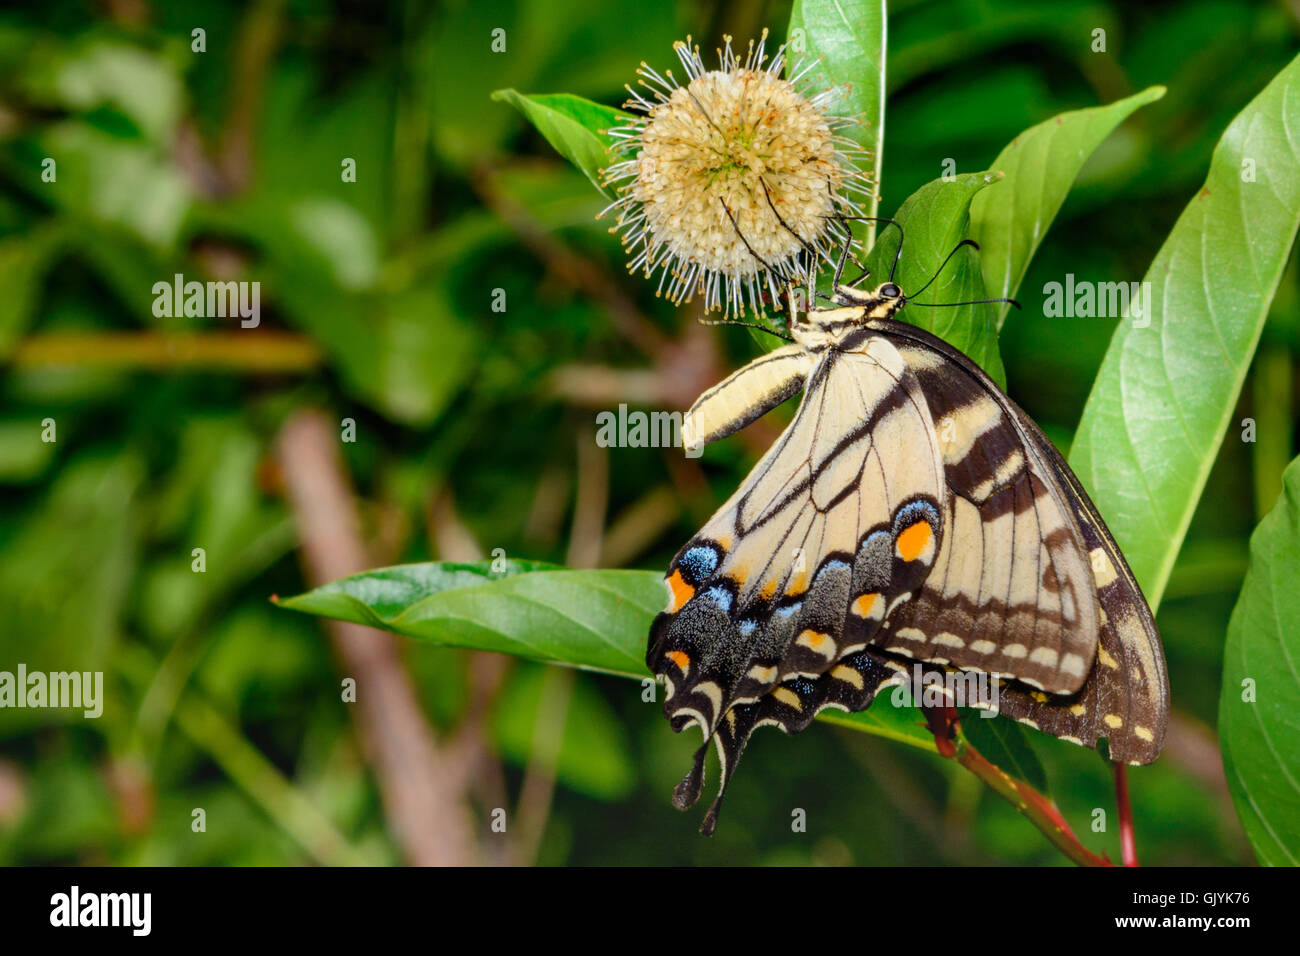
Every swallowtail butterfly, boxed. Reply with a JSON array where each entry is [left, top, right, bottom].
[[647, 223, 1169, 835]]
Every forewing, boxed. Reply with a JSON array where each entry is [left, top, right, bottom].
[[682, 343, 815, 450], [877, 319, 1167, 764], [874, 337, 1099, 695], [648, 333, 947, 783]]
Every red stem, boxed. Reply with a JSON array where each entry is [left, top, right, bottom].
[[926, 705, 1114, 867], [1115, 763, 1139, 866]]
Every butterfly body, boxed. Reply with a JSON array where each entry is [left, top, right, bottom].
[[650, 274, 1169, 834]]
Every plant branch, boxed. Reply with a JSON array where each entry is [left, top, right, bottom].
[[9, 332, 322, 371], [277, 409, 478, 866], [471, 161, 667, 357], [427, 487, 517, 867], [174, 690, 363, 865], [218, 0, 284, 192], [512, 429, 606, 863]]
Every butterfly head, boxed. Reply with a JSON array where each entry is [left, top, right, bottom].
[[830, 280, 907, 320], [818, 223, 1020, 322]]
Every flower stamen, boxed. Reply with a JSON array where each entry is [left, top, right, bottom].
[[603, 31, 874, 318]]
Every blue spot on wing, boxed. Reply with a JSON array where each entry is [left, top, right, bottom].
[[893, 499, 940, 534], [680, 545, 720, 582], [738, 619, 758, 637], [701, 586, 733, 613], [817, 558, 850, 577], [859, 529, 890, 551]]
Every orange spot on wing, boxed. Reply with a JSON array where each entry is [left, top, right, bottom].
[[896, 521, 932, 562], [798, 630, 827, 649], [667, 650, 690, 671], [785, 572, 809, 596], [760, 577, 780, 600], [852, 593, 880, 617], [665, 569, 695, 612]]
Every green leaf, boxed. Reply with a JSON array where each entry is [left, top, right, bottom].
[[818, 708, 937, 753], [861, 171, 1007, 386], [788, 0, 886, 237], [0, 418, 58, 482], [279, 563, 936, 750], [280, 564, 654, 677], [886, 2, 1117, 94], [959, 714, 1050, 794], [492, 89, 632, 201], [369, 282, 479, 426], [0, 455, 142, 721], [1220, 456, 1300, 865], [276, 558, 559, 630], [970, 86, 1166, 327], [1069, 53, 1300, 608], [25, 38, 183, 144]]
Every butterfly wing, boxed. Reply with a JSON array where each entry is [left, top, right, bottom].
[[681, 343, 815, 450], [651, 316, 1169, 835], [648, 332, 948, 824], [875, 318, 1169, 764], [868, 333, 1100, 695], [695, 650, 911, 835], [970, 438, 1170, 764]]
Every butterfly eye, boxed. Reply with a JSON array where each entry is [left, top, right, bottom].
[[880, 283, 902, 299]]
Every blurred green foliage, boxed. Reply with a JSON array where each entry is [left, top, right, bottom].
[[1, 0, 1297, 866]]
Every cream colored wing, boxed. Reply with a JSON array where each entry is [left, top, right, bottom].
[[875, 343, 1099, 695], [875, 319, 1166, 763], [682, 343, 816, 451], [648, 333, 947, 742]]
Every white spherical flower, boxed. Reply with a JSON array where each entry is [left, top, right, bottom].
[[603, 32, 873, 318]]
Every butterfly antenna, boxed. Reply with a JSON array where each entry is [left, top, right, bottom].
[[830, 215, 855, 288], [719, 199, 793, 285], [907, 238, 979, 299], [832, 215, 905, 284], [759, 179, 824, 304], [719, 198, 806, 328], [909, 296, 1022, 309], [697, 315, 794, 342], [903, 238, 1021, 309]]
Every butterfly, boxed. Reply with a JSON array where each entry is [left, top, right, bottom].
[[646, 220, 1170, 835]]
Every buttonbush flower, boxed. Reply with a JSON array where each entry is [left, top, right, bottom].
[[603, 31, 872, 318]]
